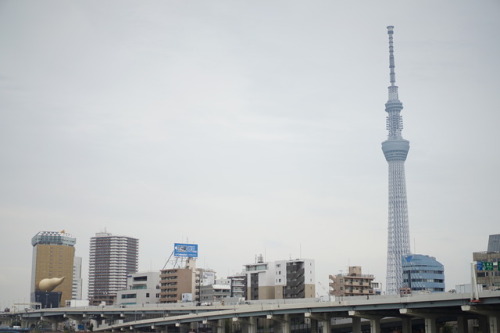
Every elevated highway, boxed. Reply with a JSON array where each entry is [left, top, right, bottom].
[[4, 291, 500, 333]]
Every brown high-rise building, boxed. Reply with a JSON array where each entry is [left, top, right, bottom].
[[31, 231, 76, 306], [88, 232, 139, 305]]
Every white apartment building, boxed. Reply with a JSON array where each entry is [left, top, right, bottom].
[[72, 256, 83, 300], [200, 278, 231, 304], [116, 272, 161, 306], [243, 256, 315, 300]]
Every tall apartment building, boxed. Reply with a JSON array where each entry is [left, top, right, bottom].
[[88, 232, 138, 305], [473, 234, 500, 291], [329, 266, 375, 297], [31, 231, 76, 307], [116, 272, 161, 306], [228, 273, 247, 299], [402, 254, 445, 293], [159, 258, 197, 303], [243, 256, 315, 300], [72, 256, 83, 300]]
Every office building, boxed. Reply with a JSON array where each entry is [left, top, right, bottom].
[[329, 266, 375, 297], [116, 272, 161, 306], [402, 254, 445, 293], [473, 234, 500, 291], [487, 234, 500, 253], [31, 230, 76, 307], [382, 26, 412, 295], [243, 256, 315, 300], [88, 232, 138, 305]]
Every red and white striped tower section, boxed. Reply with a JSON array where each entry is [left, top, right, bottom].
[[382, 26, 411, 295]]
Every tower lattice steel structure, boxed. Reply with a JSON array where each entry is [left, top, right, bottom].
[[382, 26, 411, 295]]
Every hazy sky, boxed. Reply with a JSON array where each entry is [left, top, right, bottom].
[[1, 1, 499, 307]]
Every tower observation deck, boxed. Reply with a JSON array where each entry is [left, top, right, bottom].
[[382, 26, 411, 295]]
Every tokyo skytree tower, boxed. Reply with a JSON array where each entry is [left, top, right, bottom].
[[382, 26, 411, 295]]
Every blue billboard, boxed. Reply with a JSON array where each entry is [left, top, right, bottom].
[[174, 243, 198, 258]]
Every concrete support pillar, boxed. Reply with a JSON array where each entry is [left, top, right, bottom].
[[400, 308, 438, 333], [401, 317, 412, 333], [369, 317, 381, 333], [349, 310, 381, 333], [217, 319, 225, 333], [241, 317, 257, 333], [424, 317, 437, 333], [488, 314, 500, 333], [281, 314, 291, 333], [352, 317, 361, 333], [320, 319, 331, 333], [468, 319, 475, 333], [462, 304, 500, 333], [456, 316, 469, 333], [305, 312, 332, 333], [263, 316, 271, 332]]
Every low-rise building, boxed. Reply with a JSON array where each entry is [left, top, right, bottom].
[[473, 234, 500, 291], [329, 266, 375, 297], [243, 256, 315, 300], [200, 279, 231, 304], [228, 274, 247, 299], [473, 252, 500, 291], [159, 259, 197, 303], [116, 272, 161, 306]]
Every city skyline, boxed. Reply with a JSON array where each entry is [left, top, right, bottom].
[[1, 1, 499, 308]]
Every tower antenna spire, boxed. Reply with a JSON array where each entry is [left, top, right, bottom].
[[386, 26, 400, 103], [382, 25, 411, 295], [387, 25, 397, 87]]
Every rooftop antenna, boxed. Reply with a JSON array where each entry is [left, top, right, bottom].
[[387, 26, 397, 88]]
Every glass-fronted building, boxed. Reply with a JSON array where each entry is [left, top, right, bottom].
[[402, 254, 445, 293]]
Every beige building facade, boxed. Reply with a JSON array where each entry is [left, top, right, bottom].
[[473, 234, 500, 291], [159, 259, 197, 303], [31, 231, 76, 306], [473, 252, 500, 291], [329, 266, 375, 297]]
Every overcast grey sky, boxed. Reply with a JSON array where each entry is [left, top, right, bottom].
[[1, 0, 499, 307]]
